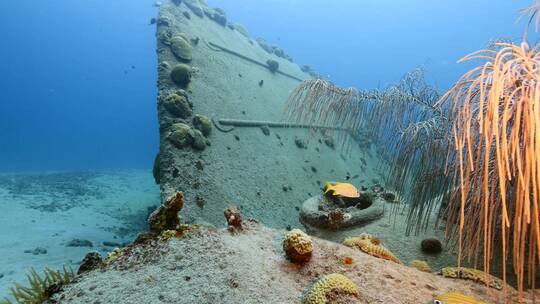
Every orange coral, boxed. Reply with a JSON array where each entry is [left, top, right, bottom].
[[342, 256, 354, 265], [370, 237, 380, 246]]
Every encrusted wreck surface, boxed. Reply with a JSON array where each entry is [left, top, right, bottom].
[[154, 0, 379, 229], [56, 223, 535, 304]]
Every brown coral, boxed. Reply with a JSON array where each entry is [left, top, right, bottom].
[[148, 192, 184, 233], [224, 206, 243, 231], [77, 252, 103, 274], [282, 229, 313, 264]]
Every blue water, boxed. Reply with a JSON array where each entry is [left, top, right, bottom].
[[0, 0, 158, 172], [0, 0, 530, 172], [210, 0, 528, 88]]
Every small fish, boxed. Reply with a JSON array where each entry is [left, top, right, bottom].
[[324, 182, 360, 198], [433, 291, 488, 304]]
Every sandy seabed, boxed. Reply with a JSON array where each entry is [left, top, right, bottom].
[[0, 170, 159, 298], [56, 222, 537, 304]]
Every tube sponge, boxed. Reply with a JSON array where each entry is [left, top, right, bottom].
[[303, 273, 359, 304]]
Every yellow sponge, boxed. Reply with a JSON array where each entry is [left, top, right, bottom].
[[106, 248, 122, 263], [303, 273, 359, 304], [440, 267, 503, 290], [410, 260, 432, 272], [283, 229, 313, 263]]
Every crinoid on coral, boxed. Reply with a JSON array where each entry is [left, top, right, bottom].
[[303, 273, 359, 304], [2, 267, 74, 304]]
